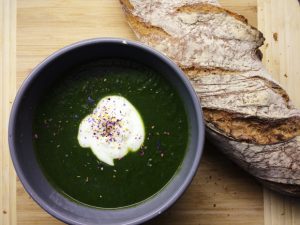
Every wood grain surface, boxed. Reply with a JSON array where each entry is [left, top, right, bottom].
[[0, 0, 298, 224], [257, 1, 300, 225], [0, 0, 16, 225]]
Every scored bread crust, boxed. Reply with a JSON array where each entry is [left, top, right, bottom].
[[121, 0, 264, 71], [120, 0, 300, 194], [192, 72, 300, 145]]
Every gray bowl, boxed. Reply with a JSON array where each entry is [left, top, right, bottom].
[[9, 38, 205, 225]]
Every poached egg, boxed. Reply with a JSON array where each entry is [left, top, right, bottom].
[[78, 95, 145, 166]]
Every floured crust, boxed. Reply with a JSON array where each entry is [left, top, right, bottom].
[[120, 0, 300, 195], [176, 3, 248, 24], [122, 7, 169, 38], [207, 130, 300, 186], [191, 70, 300, 145], [121, 0, 264, 72]]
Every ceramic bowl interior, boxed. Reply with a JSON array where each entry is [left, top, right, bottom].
[[9, 38, 205, 225]]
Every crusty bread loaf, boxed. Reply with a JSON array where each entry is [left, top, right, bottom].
[[119, 0, 300, 195]]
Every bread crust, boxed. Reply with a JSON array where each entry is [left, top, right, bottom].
[[176, 3, 248, 24], [120, 0, 300, 196]]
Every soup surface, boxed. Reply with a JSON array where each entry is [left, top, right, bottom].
[[33, 59, 188, 208]]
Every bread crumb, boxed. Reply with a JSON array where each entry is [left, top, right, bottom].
[[284, 74, 288, 78], [3, 210, 7, 214], [273, 32, 278, 41]]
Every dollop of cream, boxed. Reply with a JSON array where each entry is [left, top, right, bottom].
[[78, 96, 145, 166]]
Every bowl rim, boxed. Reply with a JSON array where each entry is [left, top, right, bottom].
[[8, 37, 205, 225]]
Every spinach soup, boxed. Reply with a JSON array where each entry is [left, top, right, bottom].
[[33, 59, 189, 208]]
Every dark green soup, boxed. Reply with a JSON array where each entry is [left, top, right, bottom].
[[33, 59, 188, 208]]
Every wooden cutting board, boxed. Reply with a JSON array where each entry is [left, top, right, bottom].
[[1, 0, 300, 224]]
